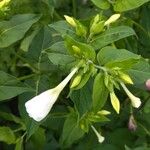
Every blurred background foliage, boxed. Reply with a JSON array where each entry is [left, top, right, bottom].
[[0, 0, 150, 150]]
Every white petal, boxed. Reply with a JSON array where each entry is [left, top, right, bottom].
[[130, 97, 141, 108], [25, 89, 59, 122]]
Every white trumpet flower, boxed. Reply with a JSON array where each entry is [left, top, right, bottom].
[[25, 67, 78, 122], [120, 82, 141, 108], [91, 125, 105, 143]]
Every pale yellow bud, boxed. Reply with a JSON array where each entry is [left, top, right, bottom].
[[97, 110, 111, 115], [119, 72, 133, 84], [110, 91, 120, 114], [104, 14, 121, 26], [0, 0, 11, 8], [64, 15, 76, 27]]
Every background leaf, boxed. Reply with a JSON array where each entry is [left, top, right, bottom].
[[91, 26, 135, 50], [0, 14, 41, 48], [113, 0, 150, 12]]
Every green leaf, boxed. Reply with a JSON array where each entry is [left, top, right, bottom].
[[97, 46, 140, 69], [144, 98, 150, 113], [0, 71, 33, 101], [49, 20, 75, 35], [30, 127, 46, 150], [60, 112, 85, 148], [20, 27, 40, 52], [46, 41, 75, 66], [91, 0, 110, 10], [70, 80, 92, 116], [0, 14, 41, 48], [128, 60, 150, 86], [64, 35, 96, 61], [0, 111, 25, 127], [91, 26, 135, 49], [25, 26, 52, 63], [0, 126, 16, 144], [92, 73, 109, 112], [15, 137, 23, 150], [113, 0, 150, 12]]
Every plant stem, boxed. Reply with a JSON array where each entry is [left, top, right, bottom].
[[72, 0, 77, 17]]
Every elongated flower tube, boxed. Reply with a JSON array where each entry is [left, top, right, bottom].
[[91, 125, 105, 143], [120, 82, 141, 108], [25, 67, 78, 122]]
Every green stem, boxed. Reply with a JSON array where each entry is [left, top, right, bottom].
[[72, 0, 77, 17], [53, 10, 62, 20], [35, 55, 42, 95], [138, 123, 150, 136], [17, 74, 37, 81], [15, 53, 38, 73]]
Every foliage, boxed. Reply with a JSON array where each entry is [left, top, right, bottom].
[[0, 0, 150, 149]]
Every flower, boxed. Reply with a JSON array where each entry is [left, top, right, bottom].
[[120, 82, 141, 108], [91, 125, 105, 143], [128, 115, 137, 131], [145, 79, 150, 91], [104, 14, 121, 26], [25, 67, 78, 122]]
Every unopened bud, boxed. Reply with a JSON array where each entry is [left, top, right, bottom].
[[119, 72, 133, 84], [104, 14, 121, 26], [64, 15, 76, 27], [72, 45, 81, 56], [97, 110, 111, 115], [145, 79, 150, 91], [70, 75, 82, 88], [128, 115, 137, 131]]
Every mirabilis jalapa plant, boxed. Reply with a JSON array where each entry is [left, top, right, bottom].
[[25, 13, 142, 143]]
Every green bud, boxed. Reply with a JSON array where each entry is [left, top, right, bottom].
[[75, 21, 87, 37], [72, 45, 81, 56], [70, 75, 82, 88], [90, 21, 104, 35]]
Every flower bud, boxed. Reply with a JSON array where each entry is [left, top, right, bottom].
[[64, 15, 76, 27], [0, 0, 11, 8], [70, 75, 82, 88], [128, 115, 137, 131], [119, 72, 133, 84], [97, 110, 111, 115], [72, 45, 81, 56], [145, 79, 150, 91], [104, 14, 121, 26], [110, 91, 120, 114]]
